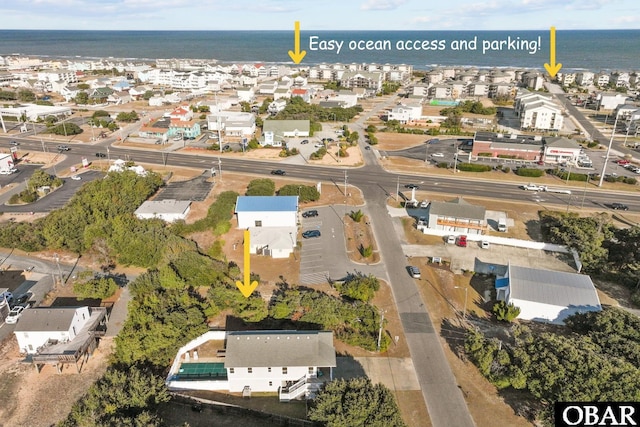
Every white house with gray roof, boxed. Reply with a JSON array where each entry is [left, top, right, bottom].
[[495, 264, 602, 324], [424, 197, 486, 235], [166, 330, 336, 401], [134, 199, 192, 223], [225, 330, 336, 398]]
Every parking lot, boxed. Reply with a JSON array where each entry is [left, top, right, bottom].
[[156, 173, 214, 202], [298, 205, 353, 285]]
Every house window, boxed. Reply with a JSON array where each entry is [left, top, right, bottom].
[[248, 367, 253, 374], [255, 220, 262, 227], [268, 367, 272, 373], [282, 367, 288, 375], [229, 368, 234, 374], [269, 381, 273, 386], [308, 367, 314, 375]]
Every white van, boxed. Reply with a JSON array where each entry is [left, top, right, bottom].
[[498, 218, 507, 232]]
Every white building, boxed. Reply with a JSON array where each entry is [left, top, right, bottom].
[[543, 137, 583, 164], [236, 196, 298, 229], [15, 306, 93, 354], [166, 330, 337, 401], [424, 197, 486, 235], [207, 111, 256, 137], [388, 103, 422, 124], [515, 91, 564, 131], [597, 93, 630, 111], [235, 196, 298, 258], [495, 264, 602, 325], [134, 200, 192, 223]]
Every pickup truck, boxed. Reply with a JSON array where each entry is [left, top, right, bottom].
[[520, 183, 547, 191]]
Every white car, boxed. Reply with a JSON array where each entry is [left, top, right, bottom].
[[446, 235, 456, 244], [5, 305, 25, 324], [71, 175, 81, 181], [520, 183, 547, 191], [431, 153, 445, 158]]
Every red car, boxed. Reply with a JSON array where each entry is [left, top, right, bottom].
[[456, 235, 468, 247], [616, 159, 630, 165]]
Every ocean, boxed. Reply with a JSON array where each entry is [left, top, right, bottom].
[[0, 29, 638, 72]]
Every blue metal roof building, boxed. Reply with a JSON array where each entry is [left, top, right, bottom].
[[235, 196, 299, 229], [236, 196, 298, 212]]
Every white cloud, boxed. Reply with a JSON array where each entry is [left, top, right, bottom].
[[360, 0, 407, 11]]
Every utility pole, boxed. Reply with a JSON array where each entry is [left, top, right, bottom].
[[598, 113, 619, 187], [376, 310, 385, 352], [344, 170, 348, 196], [454, 285, 468, 320], [53, 253, 63, 283]]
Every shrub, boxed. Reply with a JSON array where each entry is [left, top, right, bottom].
[[437, 161, 449, 169], [278, 184, 320, 202], [310, 147, 327, 160], [246, 178, 275, 196], [492, 300, 521, 322], [503, 166, 511, 173], [477, 152, 492, 157], [349, 209, 364, 222], [359, 244, 374, 258], [587, 141, 599, 148], [515, 168, 544, 177], [73, 277, 118, 299], [623, 177, 637, 185], [457, 163, 492, 172], [497, 154, 517, 159]]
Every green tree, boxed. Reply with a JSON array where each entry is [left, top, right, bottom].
[[75, 91, 89, 104], [278, 184, 320, 202], [17, 89, 36, 102], [337, 274, 379, 302], [50, 122, 83, 135], [73, 277, 118, 299], [308, 377, 406, 427], [246, 178, 276, 196], [59, 366, 169, 427], [492, 300, 521, 322], [116, 111, 139, 122]]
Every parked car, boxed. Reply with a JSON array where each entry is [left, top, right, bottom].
[[446, 235, 456, 244], [615, 159, 630, 165], [302, 210, 319, 218], [57, 145, 70, 151], [456, 235, 468, 247], [364, 146, 371, 150], [271, 169, 286, 175], [14, 292, 33, 306], [0, 291, 13, 305], [481, 240, 490, 249], [404, 184, 419, 189], [420, 200, 429, 208], [610, 203, 629, 210], [5, 305, 25, 324], [302, 230, 321, 239], [314, 143, 325, 148], [300, 139, 309, 144], [95, 152, 107, 158], [407, 266, 421, 279], [71, 175, 81, 181], [431, 153, 444, 158]]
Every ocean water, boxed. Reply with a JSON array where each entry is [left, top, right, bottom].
[[0, 29, 638, 72]]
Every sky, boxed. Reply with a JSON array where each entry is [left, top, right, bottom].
[[1, 0, 639, 31]]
